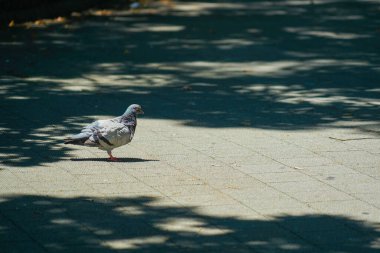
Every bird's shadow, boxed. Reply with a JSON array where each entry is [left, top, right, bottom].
[[70, 157, 159, 163]]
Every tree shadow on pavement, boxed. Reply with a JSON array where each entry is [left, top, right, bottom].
[[0, 0, 379, 166], [0, 194, 379, 253]]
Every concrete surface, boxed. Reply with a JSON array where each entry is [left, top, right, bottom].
[[0, 0, 380, 252]]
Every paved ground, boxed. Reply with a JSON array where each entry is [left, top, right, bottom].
[[1, 0, 380, 252]]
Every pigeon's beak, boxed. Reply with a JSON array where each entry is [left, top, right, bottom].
[[138, 108, 144, 114]]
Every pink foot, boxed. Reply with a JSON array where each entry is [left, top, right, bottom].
[[107, 151, 118, 161], [108, 156, 119, 162]]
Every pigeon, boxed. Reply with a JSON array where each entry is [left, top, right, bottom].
[[64, 104, 144, 161]]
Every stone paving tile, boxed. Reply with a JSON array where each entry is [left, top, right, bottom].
[[297, 164, 359, 176], [231, 155, 276, 166], [1, 165, 53, 173], [140, 175, 203, 187], [138, 141, 191, 155], [238, 138, 287, 150], [39, 190, 105, 198], [11, 168, 77, 182], [230, 129, 271, 138], [153, 184, 218, 197], [313, 174, 380, 194], [125, 166, 184, 178], [0, 170, 24, 187], [76, 172, 138, 184], [320, 151, 380, 168], [309, 200, 380, 222], [195, 204, 263, 219], [269, 180, 336, 194], [259, 146, 316, 159], [351, 166, 380, 179], [196, 141, 251, 153], [318, 127, 376, 139], [159, 153, 216, 167], [221, 187, 289, 201], [182, 166, 248, 180], [205, 176, 265, 190], [313, 172, 378, 184], [345, 139, 380, 154], [354, 193, 380, 209], [257, 206, 319, 217], [171, 193, 237, 206], [241, 196, 312, 212], [90, 182, 154, 195], [277, 157, 336, 168], [289, 189, 355, 203], [0, 186, 38, 195], [0, 179, 33, 192], [205, 145, 255, 156], [285, 136, 361, 152], [234, 163, 294, 174], [210, 153, 263, 164], [177, 160, 226, 173], [111, 160, 164, 170], [60, 162, 122, 175], [251, 171, 314, 183], [26, 180, 93, 193]]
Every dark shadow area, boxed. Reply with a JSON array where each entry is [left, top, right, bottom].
[[0, 0, 102, 25], [70, 157, 159, 162], [0, 194, 379, 252], [0, 0, 379, 166]]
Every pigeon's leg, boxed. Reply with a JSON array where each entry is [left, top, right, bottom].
[[107, 150, 118, 161]]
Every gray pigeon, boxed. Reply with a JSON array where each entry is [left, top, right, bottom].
[[64, 104, 144, 161]]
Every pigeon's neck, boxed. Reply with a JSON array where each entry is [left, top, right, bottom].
[[120, 112, 136, 126]]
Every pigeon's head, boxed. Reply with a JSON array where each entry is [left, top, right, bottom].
[[126, 104, 144, 115]]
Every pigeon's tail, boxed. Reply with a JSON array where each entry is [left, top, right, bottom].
[[64, 133, 91, 145], [64, 137, 87, 145]]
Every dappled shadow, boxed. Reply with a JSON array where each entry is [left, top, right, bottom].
[[0, 0, 380, 166], [70, 157, 159, 162], [0, 194, 379, 252]]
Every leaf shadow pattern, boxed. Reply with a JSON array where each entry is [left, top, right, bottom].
[[0, 0, 380, 166], [0, 195, 379, 253]]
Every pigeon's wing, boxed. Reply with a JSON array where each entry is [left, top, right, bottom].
[[92, 122, 132, 149], [64, 117, 123, 146]]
